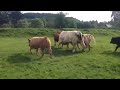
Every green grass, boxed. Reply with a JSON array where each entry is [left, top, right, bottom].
[[0, 28, 120, 79]]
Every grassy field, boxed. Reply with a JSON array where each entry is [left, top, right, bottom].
[[0, 28, 120, 79]]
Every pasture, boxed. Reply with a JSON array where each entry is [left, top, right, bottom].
[[0, 28, 120, 79]]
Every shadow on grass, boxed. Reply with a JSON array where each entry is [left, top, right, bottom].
[[51, 46, 84, 57], [101, 50, 120, 57], [7, 53, 31, 63]]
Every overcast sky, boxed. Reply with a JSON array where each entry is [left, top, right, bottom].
[[21, 11, 112, 22]]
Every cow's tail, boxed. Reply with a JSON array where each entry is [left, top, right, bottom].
[[91, 35, 96, 45]]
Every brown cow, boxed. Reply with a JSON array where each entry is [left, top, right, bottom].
[[28, 36, 52, 58], [54, 31, 61, 47]]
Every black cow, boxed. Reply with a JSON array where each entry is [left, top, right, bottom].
[[110, 37, 120, 52]]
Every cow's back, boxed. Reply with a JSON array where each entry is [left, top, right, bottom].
[[29, 37, 43, 48], [110, 37, 120, 45], [29, 37, 51, 48], [59, 31, 78, 43]]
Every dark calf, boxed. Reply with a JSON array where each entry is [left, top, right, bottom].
[[110, 37, 120, 52], [54, 31, 61, 47]]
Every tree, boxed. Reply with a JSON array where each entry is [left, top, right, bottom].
[[98, 22, 107, 28], [111, 11, 120, 28], [111, 11, 120, 22], [8, 11, 23, 27], [89, 20, 98, 28], [0, 11, 9, 25], [41, 18, 47, 27], [45, 17, 56, 28], [29, 18, 44, 28], [17, 19, 30, 28], [64, 17, 79, 28], [55, 12, 66, 29]]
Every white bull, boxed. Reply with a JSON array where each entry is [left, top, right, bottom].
[[58, 31, 85, 52]]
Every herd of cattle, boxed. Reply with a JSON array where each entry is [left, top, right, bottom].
[[28, 30, 120, 58]]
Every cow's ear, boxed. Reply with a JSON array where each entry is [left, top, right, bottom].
[[82, 35, 84, 37], [28, 39, 30, 41]]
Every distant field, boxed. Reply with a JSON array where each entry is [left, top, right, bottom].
[[0, 28, 120, 79]]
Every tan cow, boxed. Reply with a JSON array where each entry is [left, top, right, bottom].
[[77, 34, 96, 51], [28, 36, 52, 58]]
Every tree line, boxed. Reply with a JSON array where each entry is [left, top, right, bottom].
[[0, 11, 119, 29]]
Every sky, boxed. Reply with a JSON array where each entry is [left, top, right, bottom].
[[21, 11, 112, 22]]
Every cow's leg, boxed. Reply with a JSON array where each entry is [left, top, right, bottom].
[[67, 43, 69, 48], [80, 42, 85, 52], [30, 47, 32, 54], [54, 41, 56, 46], [36, 48, 39, 55], [74, 44, 77, 52], [72, 43, 76, 52], [41, 49, 44, 57], [77, 43, 80, 50], [72, 43, 75, 52], [80, 41, 85, 52], [58, 42, 62, 48], [62, 43, 64, 48], [114, 45, 119, 52], [54, 40, 56, 47]]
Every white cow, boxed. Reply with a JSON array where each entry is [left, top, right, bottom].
[[58, 31, 85, 52]]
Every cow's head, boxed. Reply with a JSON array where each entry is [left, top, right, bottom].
[[75, 31, 86, 49], [75, 31, 83, 40], [28, 39, 31, 46]]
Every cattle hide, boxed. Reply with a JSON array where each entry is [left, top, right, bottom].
[[110, 37, 120, 52]]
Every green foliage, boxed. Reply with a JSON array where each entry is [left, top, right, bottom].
[[17, 19, 30, 28], [90, 20, 98, 28], [0, 11, 23, 28], [0, 11, 112, 29], [0, 28, 59, 37], [9, 11, 23, 27], [111, 11, 120, 22], [65, 17, 79, 28], [0, 11, 9, 25], [29, 18, 44, 28], [46, 17, 56, 28], [41, 18, 47, 27], [23, 13, 57, 28], [55, 12, 66, 28], [97, 22, 107, 28], [111, 11, 120, 29], [23, 13, 58, 19], [0, 23, 12, 28]]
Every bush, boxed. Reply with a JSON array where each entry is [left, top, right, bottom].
[[0, 23, 13, 28]]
